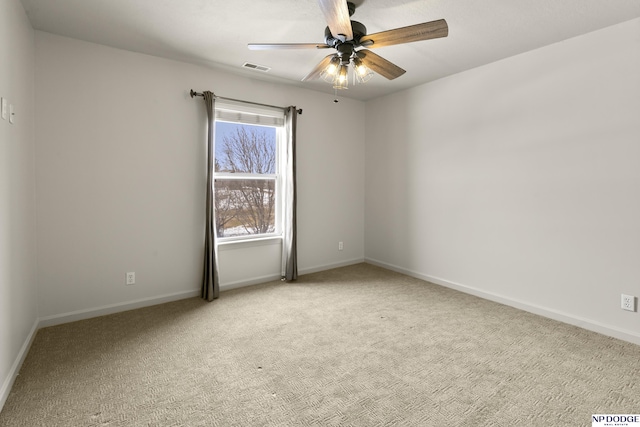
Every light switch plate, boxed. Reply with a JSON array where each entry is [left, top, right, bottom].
[[1, 98, 6, 120]]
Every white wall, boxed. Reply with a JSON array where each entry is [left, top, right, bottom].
[[35, 32, 365, 320], [0, 0, 37, 408], [365, 18, 640, 343]]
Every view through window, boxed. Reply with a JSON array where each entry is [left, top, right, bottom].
[[214, 116, 281, 239]]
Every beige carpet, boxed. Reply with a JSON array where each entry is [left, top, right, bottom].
[[1, 263, 639, 426]]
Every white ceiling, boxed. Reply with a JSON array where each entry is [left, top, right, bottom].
[[20, 0, 640, 101]]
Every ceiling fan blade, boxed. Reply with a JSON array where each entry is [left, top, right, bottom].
[[317, 0, 353, 41], [360, 19, 448, 48], [356, 50, 405, 80], [248, 43, 331, 50], [301, 54, 336, 81]]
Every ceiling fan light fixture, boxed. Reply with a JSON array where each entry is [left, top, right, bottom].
[[320, 56, 341, 83], [321, 53, 374, 90], [333, 64, 349, 89], [352, 56, 373, 84]]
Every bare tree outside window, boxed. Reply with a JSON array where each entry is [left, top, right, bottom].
[[214, 124, 277, 238], [213, 159, 238, 237]]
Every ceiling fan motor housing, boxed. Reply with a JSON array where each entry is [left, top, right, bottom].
[[324, 20, 367, 47]]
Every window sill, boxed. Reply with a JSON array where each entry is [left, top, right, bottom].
[[216, 235, 283, 251]]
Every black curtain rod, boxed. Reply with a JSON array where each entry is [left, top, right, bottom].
[[190, 90, 302, 115]]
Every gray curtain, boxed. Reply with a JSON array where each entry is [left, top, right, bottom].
[[202, 91, 219, 301], [282, 106, 298, 281]]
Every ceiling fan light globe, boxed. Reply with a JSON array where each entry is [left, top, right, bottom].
[[338, 65, 348, 81], [320, 72, 334, 83], [351, 56, 373, 84], [320, 56, 342, 83], [355, 69, 373, 84], [333, 65, 349, 89]]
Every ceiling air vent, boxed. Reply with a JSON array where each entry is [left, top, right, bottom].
[[242, 62, 271, 72]]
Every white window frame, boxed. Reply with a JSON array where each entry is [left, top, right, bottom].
[[213, 101, 285, 244]]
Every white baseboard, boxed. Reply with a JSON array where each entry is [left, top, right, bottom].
[[365, 257, 640, 346], [220, 274, 283, 292], [299, 257, 365, 276], [0, 318, 39, 412], [37, 258, 366, 328], [219, 258, 366, 291], [38, 290, 200, 328]]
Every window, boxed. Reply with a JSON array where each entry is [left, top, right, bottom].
[[214, 102, 285, 240]]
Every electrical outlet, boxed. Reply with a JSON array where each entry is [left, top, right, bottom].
[[338, 241, 343, 251], [621, 294, 636, 312], [126, 272, 136, 285]]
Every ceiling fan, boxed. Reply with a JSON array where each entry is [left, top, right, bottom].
[[248, 0, 448, 89]]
